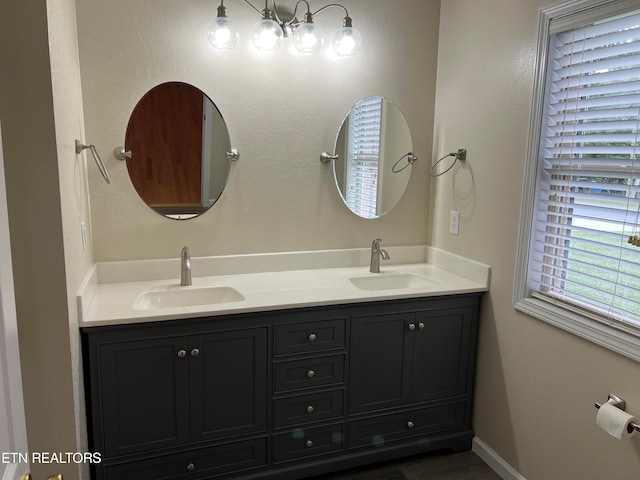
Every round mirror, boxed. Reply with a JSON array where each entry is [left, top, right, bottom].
[[332, 96, 415, 219], [125, 82, 233, 220]]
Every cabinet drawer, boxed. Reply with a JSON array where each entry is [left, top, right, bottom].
[[99, 437, 267, 480], [274, 389, 344, 428], [274, 355, 345, 393], [348, 402, 466, 449], [275, 319, 346, 355], [273, 423, 344, 463]]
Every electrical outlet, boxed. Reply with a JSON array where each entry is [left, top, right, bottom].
[[449, 211, 460, 235], [81, 222, 88, 251]]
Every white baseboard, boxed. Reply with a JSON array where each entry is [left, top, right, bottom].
[[472, 437, 526, 480]]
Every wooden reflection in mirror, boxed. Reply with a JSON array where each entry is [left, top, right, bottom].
[[125, 82, 231, 220]]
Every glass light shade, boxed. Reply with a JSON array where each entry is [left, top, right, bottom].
[[206, 16, 240, 49], [293, 22, 324, 54], [332, 26, 362, 56], [251, 18, 283, 51]]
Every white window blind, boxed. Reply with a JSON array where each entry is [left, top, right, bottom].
[[529, 8, 640, 332], [345, 96, 383, 218]]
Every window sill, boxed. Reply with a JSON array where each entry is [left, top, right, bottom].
[[514, 296, 640, 363]]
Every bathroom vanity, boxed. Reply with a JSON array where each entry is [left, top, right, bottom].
[[79, 248, 489, 480]]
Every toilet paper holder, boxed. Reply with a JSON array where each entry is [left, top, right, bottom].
[[595, 394, 640, 434]]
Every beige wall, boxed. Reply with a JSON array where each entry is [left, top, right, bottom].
[[433, 1, 640, 479], [47, 0, 95, 476], [76, 0, 440, 261], [0, 0, 91, 478]]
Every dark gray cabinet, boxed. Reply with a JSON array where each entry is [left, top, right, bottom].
[[348, 402, 466, 449], [349, 311, 413, 413], [349, 306, 473, 413], [86, 324, 268, 479], [97, 337, 191, 457], [83, 294, 480, 480], [102, 438, 267, 480], [271, 314, 347, 467], [411, 308, 472, 403], [189, 330, 268, 443]]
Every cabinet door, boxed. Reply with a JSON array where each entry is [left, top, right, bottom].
[[349, 313, 413, 413], [98, 337, 190, 457], [411, 307, 472, 403], [189, 327, 268, 442]]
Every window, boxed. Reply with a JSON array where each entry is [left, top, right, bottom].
[[515, 0, 640, 361], [345, 96, 383, 218]]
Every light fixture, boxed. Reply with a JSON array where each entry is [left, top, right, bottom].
[[207, 0, 362, 56], [206, 1, 240, 49]]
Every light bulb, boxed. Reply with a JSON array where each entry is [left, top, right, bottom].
[[206, 4, 239, 50], [207, 16, 239, 49], [332, 18, 362, 56], [293, 14, 324, 54], [251, 18, 283, 51]]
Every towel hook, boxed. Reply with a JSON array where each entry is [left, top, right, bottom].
[[76, 140, 110, 184]]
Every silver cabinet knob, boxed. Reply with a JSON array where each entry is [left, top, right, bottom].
[[191, 348, 200, 357], [186, 463, 195, 472], [308, 333, 317, 342], [305, 440, 314, 448], [418, 322, 425, 330], [407, 421, 415, 429], [177, 350, 187, 358], [307, 369, 315, 378], [306, 405, 315, 414], [408, 323, 416, 331]]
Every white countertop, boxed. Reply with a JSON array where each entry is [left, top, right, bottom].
[[78, 247, 490, 327]]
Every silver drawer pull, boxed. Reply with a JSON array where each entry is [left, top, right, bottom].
[[306, 405, 315, 414], [191, 348, 200, 357], [408, 323, 416, 331], [307, 369, 315, 378], [186, 463, 195, 472], [407, 421, 415, 429], [305, 439, 314, 448], [418, 322, 425, 330], [308, 333, 317, 342], [177, 350, 187, 358]]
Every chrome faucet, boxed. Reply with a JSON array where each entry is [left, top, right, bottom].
[[180, 246, 192, 286], [369, 238, 390, 273]]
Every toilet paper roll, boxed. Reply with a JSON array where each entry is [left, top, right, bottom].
[[596, 403, 637, 439]]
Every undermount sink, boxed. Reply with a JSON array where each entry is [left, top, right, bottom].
[[133, 285, 245, 310], [349, 273, 439, 291]]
